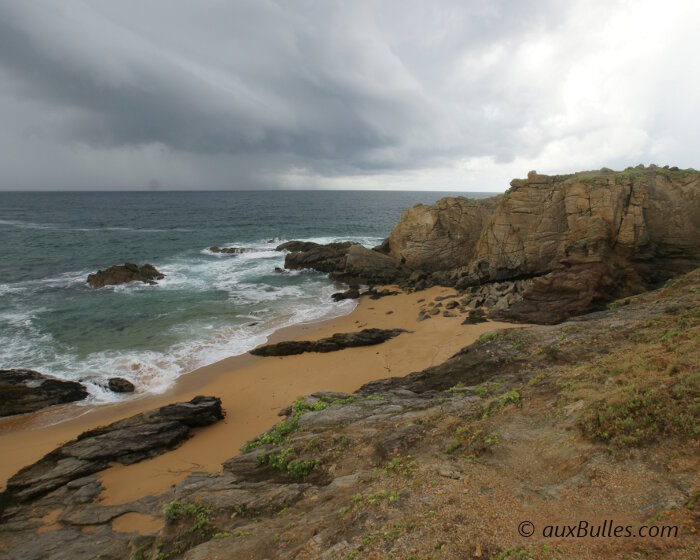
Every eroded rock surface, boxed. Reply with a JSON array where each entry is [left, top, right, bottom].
[[0, 369, 88, 417], [87, 263, 164, 288], [0, 396, 223, 507]]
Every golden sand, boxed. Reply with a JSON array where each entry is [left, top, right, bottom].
[[0, 287, 519, 505]]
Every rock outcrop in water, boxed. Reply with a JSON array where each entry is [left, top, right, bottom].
[[277, 241, 409, 285], [0, 396, 223, 507], [250, 328, 407, 357], [210, 246, 267, 255], [281, 166, 700, 323], [87, 263, 164, 288], [107, 377, 135, 393], [0, 369, 88, 417]]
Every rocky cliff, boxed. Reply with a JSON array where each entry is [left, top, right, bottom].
[[282, 165, 700, 323]]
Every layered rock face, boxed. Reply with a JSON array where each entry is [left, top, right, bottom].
[[390, 167, 699, 282], [389, 166, 700, 322]]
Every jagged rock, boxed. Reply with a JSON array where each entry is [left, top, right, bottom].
[[87, 263, 164, 288], [276, 240, 326, 253], [279, 241, 410, 285], [444, 300, 459, 309], [0, 396, 223, 506], [250, 328, 407, 357], [281, 241, 355, 273], [107, 377, 135, 393], [461, 308, 487, 324], [0, 369, 88, 417], [331, 287, 360, 301]]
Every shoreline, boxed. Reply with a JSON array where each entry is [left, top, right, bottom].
[[0, 287, 522, 502]]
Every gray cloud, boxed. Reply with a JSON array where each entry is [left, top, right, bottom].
[[0, 0, 697, 190]]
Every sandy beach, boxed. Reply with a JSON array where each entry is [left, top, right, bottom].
[[0, 286, 519, 505]]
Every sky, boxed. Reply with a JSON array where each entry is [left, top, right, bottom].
[[0, 0, 698, 192]]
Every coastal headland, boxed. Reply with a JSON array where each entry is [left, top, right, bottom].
[[0, 166, 698, 559]]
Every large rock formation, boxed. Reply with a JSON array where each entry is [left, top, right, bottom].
[[387, 166, 700, 322], [0, 369, 88, 417], [280, 166, 700, 323], [87, 263, 164, 288]]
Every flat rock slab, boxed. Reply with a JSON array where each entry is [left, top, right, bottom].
[[250, 328, 407, 357], [0, 369, 88, 417], [0, 396, 223, 507]]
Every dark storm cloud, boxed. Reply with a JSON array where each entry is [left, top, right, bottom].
[[0, 0, 697, 190]]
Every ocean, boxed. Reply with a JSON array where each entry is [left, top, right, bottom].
[[0, 190, 482, 403]]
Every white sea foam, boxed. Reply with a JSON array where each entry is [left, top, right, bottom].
[[0, 234, 366, 402]]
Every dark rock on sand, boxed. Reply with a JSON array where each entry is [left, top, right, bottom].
[[107, 377, 135, 393], [87, 263, 164, 288], [332, 287, 360, 301], [0, 396, 223, 506], [461, 308, 487, 324], [365, 287, 400, 299], [0, 369, 88, 417], [250, 328, 407, 357]]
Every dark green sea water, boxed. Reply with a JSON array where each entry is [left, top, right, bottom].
[[0, 190, 484, 402]]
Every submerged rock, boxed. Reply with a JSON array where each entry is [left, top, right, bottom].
[[87, 263, 164, 288], [0, 369, 88, 417], [107, 377, 135, 393], [209, 246, 265, 254], [250, 328, 407, 357]]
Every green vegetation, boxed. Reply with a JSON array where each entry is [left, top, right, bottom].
[[257, 446, 318, 478], [445, 425, 500, 459], [565, 287, 700, 450], [482, 389, 521, 418], [475, 331, 503, 344], [242, 395, 382, 452]]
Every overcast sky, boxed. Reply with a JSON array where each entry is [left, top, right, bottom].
[[0, 0, 697, 191]]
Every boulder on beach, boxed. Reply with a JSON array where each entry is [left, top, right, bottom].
[[0, 369, 88, 417], [107, 377, 135, 393], [87, 263, 164, 288]]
